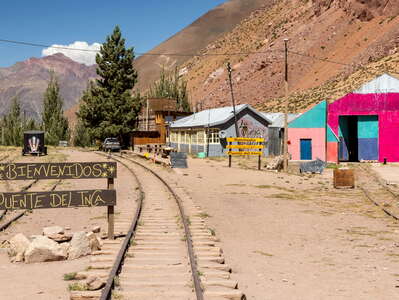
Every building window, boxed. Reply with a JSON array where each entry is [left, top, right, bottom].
[[170, 132, 177, 143], [191, 132, 197, 144], [207, 129, 220, 144], [180, 131, 185, 144], [197, 131, 205, 144]]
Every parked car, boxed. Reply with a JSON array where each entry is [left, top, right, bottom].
[[101, 138, 121, 152]]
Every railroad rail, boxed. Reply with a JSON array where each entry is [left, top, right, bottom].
[[69, 151, 245, 300], [0, 179, 62, 231], [0, 151, 64, 231], [357, 164, 399, 221], [94, 152, 203, 300]]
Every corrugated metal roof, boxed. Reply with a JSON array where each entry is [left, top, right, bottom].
[[354, 73, 399, 94], [260, 112, 301, 128], [170, 104, 271, 128]]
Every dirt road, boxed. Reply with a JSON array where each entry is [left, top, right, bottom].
[[2, 149, 399, 299], [149, 156, 399, 300]]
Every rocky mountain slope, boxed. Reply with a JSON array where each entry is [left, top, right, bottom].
[[0, 53, 96, 120], [181, 0, 399, 112], [133, 0, 269, 92]]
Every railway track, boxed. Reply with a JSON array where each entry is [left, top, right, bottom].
[[70, 152, 244, 300], [357, 164, 399, 220], [0, 179, 62, 231], [0, 152, 63, 232]]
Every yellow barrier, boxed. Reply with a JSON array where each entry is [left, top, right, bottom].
[[226, 145, 264, 149], [226, 137, 264, 142], [227, 151, 263, 155]]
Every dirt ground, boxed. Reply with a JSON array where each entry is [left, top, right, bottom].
[[0, 148, 137, 300], [145, 155, 399, 300], [2, 148, 399, 299]]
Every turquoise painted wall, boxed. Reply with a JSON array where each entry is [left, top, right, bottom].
[[327, 125, 339, 142], [357, 115, 378, 138], [289, 100, 326, 128]]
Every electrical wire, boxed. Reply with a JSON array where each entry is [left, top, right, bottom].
[[287, 50, 399, 76], [0, 37, 398, 75], [0, 38, 279, 57]]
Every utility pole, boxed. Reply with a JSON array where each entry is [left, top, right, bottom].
[[283, 38, 289, 172], [227, 62, 239, 137]]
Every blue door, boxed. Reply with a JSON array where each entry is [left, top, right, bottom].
[[300, 139, 312, 160]]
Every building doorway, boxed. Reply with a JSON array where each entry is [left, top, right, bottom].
[[338, 115, 378, 162], [300, 139, 312, 160]]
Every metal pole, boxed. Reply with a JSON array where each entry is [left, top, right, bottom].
[[283, 39, 289, 172], [227, 62, 240, 137], [228, 141, 232, 168], [146, 98, 149, 131]]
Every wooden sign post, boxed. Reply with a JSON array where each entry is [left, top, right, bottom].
[[0, 162, 117, 239], [107, 177, 114, 239], [226, 137, 265, 170]]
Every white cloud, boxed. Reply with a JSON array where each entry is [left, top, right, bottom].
[[42, 41, 101, 65]]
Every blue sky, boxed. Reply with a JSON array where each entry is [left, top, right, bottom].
[[0, 0, 227, 67]]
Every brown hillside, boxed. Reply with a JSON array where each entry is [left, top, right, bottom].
[[182, 0, 399, 112], [133, 0, 269, 92]]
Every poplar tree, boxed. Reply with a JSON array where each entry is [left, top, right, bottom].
[[78, 25, 141, 142], [2, 97, 23, 146], [148, 67, 190, 112], [42, 73, 69, 145]]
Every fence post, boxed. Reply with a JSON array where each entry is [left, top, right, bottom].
[[107, 177, 115, 240], [258, 140, 261, 170]]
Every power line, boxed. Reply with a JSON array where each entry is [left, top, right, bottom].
[[0, 38, 279, 57], [0, 37, 398, 75], [288, 50, 399, 76]]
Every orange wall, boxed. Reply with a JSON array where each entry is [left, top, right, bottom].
[[327, 142, 338, 163]]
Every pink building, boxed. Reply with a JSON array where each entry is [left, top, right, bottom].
[[288, 74, 399, 163]]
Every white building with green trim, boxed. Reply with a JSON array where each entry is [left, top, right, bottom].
[[169, 104, 271, 156]]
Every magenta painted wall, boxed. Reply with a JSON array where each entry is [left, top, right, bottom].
[[288, 128, 326, 160], [328, 93, 399, 162]]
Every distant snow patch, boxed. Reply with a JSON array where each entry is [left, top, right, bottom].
[[42, 41, 101, 66]]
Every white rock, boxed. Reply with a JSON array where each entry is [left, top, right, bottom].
[[25, 236, 67, 263], [86, 232, 101, 252], [68, 231, 91, 260], [60, 242, 70, 258], [15, 252, 24, 262], [8, 233, 30, 258], [86, 276, 105, 290], [43, 226, 64, 236], [91, 226, 101, 233]]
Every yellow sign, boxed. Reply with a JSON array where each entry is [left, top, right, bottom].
[[227, 145, 264, 149], [226, 137, 264, 142], [227, 151, 263, 155]]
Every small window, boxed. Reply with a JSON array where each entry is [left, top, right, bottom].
[[191, 132, 197, 144], [207, 129, 220, 144], [197, 131, 205, 144]]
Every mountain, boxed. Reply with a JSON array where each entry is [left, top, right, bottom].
[[0, 53, 97, 120], [133, 0, 269, 91], [179, 0, 399, 112]]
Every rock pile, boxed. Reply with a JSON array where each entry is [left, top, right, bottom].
[[6, 226, 102, 263], [266, 155, 284, 171]]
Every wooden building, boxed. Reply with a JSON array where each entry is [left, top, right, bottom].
[[132, 98, 190, 147]]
